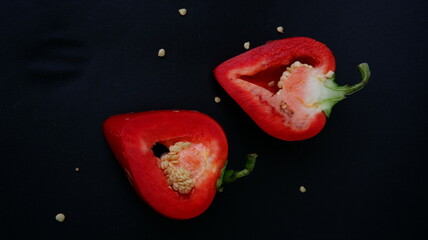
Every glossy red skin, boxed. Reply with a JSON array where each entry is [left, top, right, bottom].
[[103, 110, 228, 219], [214, 37, 336, 141]]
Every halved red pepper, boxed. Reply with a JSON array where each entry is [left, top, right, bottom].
[[103, 110, 256, 219], [214, 37, 370, 141]]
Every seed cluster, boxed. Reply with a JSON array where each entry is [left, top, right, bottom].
[[277, 61, 314, 89], [274, 61, 336, 114], [160, 141, 195, 194]]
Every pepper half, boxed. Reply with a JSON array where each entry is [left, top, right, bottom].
[[214, 37, 370, 141], [103, 110, 256, 219]]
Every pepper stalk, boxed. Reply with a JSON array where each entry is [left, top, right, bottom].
[[216, 153, 258, 192], [319, 63, 371, 117]]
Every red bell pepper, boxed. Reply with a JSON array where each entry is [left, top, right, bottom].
[[103, 110, 256, 219], [214, 37, 370, 141]]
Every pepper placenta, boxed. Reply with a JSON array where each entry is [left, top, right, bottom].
[[103, 110, 256, 219], [214, 37, 370, 141]]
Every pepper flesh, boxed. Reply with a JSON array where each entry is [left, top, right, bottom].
[[103, 110, 228, 219], [214, 37, 370, 141]]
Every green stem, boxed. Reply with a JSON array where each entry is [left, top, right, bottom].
[[348, 63, 371, 95], [320, 63, 371, 117], [324, 63, 371, 95], [216, 153, 258, 192]]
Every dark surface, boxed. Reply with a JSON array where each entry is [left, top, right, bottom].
[[1, 0, 427, 239]]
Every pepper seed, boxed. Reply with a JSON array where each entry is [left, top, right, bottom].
[[158, 48, 166, 57], [55, 213, 65, 222], [244, 42, 250, 50], [178, 8, 187, 16]]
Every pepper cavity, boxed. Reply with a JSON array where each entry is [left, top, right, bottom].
[[159, 141, 201, 194]]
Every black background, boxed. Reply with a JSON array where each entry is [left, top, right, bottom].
[[1, 0, 427, 239]]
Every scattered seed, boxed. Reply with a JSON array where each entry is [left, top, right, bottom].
[[214, 97, 221, 103], [299, 186, 307, 193], [276, 26, 284, 33], [55, 213, 65, 222], [244, 41, 250, 50], [268, 81, 275, 87], [325, 70, 335, 79], [158, 48, 166, 57], [178, 8, 187, 16]]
